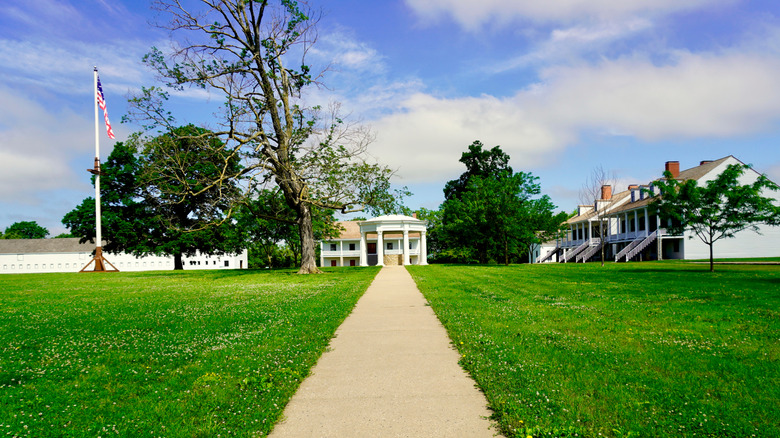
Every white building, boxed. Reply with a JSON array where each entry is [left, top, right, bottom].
[[0, 238, 247, 274], [536, 156, 780, 263], [320, 215, 428, 267]]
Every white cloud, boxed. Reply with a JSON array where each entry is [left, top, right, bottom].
[[311, 29, 386, 74], [492, 18, 653, 73], [538, 52, 780, 139], [404, 0, 734, 30], [0, 87, 94, 205], [368, 50, 780, 184]]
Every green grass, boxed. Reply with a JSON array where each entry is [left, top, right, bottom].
[[0, 267, 379, 437], [407, 262, 780, 438]]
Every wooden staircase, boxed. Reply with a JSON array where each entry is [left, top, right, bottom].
[[536, 245, 559, 263], [576, 239, 604, 263], [562, 241, 589, 263]]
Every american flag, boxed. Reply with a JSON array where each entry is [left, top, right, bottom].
[[96, 75, 115, 139]]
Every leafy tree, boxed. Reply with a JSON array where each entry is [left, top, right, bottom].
[[127, 1, 405, 273], [52, 232, 75, 238], [651, 163, 780, 272], [3, 221, 49, 239], [443, 140, 512, 201], [233, 188, 339, 268], [440, 142, 562, 264], [413, 208, 443, 262], [64, 128, 244, 270]]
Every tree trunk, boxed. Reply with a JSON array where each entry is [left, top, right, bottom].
[[297, 203, 321, 274], [504, 234, 509, 266], [600, 222, 605, 267], [709, 242, 714, 272], [174, 253, 184, 270]]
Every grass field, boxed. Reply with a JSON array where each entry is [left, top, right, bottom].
[[407, 262, 780, 438], [0, 267, 379, 437]]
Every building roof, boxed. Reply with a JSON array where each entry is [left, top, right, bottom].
[[363, 214, 422, 222], [567, 156, 745, 223], [567, 189, 631, 224], [328, 220, 422, 240], [334, 221, 362, 240], [0, 238, 95, 254]]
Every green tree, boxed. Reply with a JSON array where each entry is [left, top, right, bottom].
[[651, 163, 780, 272], [443, 140, 512, 201], [64, 128, 245, 270], [3, 221, 49, 239], [414, 208, 443, 262], [128, 0, 405, 273], [440, 142, 562, 264], [233, 188, 339, 268]]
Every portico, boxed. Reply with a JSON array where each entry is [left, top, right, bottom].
[[358, 215, 428, 266], [320, 215, 428, 267]]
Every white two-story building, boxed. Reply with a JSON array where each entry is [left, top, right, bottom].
[[0, 238, 247, 274], [536, 156, 780, 263], [320, 215, 428, 267]]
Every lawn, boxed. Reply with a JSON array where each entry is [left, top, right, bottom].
[[0, 267, 379, 437], [407, 262, 780, 438]]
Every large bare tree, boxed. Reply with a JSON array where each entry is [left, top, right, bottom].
[[579, 165, 616, 266], [128, 0, 404, 273]]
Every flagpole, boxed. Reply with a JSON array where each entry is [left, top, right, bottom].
[[81, 67, 118, 272], [94, 67, 102, 258]]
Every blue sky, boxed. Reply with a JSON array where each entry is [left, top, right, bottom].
[[2, 0, 780, 235]]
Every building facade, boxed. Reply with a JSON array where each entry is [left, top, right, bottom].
[[0, 238, 247, 274], [320, 215, 428, 267], [536, 156, 780, 263]]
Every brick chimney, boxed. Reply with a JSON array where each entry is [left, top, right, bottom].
[[665, 161, 680, 178], [600, 184, 612, 200], [628, 184, 639, 190], [412, 212, 417, 219]]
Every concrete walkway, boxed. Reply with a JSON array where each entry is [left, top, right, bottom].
[[270, 266, 498, 437]]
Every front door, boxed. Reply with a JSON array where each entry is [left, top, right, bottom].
[[367, 242, 378, 266]]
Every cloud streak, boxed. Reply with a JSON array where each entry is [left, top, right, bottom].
[[367, 49, 780, 183], [404, 0, 734, 30]]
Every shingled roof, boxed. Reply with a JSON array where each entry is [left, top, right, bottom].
[[0, 238, 95, 254], [568, 156, 742, 221]]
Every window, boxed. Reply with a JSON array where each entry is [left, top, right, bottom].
[[387, 242, 393, 250], [330, 243, 337, 251], [224, 260, 230, 267], [349, 243, 355, 251]]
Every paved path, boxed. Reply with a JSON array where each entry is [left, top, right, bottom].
[[270, 266, 498, 437]]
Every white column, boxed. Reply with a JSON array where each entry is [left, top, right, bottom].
[[403, 230, 410, 265], [625, 212, 629, 236], [320, 241, 324, 267], [644, 207, 649, 236], [376, 230, 384, 266], [420, 231, 428, 265], [359, 232, 367, 266], [633, 211, 638, 236]]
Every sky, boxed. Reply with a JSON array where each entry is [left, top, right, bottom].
[[2, 0, 780, 235]]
